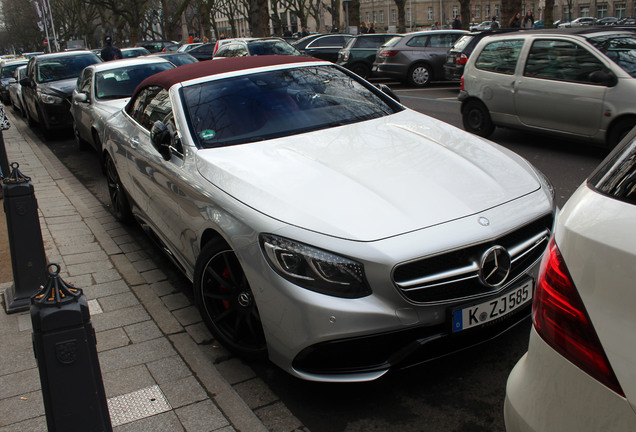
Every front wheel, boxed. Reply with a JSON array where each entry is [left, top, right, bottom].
[[350, 63, 371, 79], [607, 118, 636, 150], [462, 100, 495, 137], [73, 122, 89, 151], [105, 153, 133, 223], [407, 64, 432, 87], [194, 239, 267, 360]]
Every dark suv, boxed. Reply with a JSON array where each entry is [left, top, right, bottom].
[[21, 50, 101, 138], [337, 33, 399, 78], [444, 29, 519, 81]]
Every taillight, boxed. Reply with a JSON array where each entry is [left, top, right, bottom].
[[379, 50, 399, 57], [533, 238, 624, 396], [456, 53, 468, 65]]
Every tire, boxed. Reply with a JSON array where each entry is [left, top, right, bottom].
[[350, 63, 371, 79], [104, 153, 133, 223], [607, 117, 636, 150], [25, 104, 36, 127], [37, 106, 52, 140], [73, 122, 89, 151], [462, 100, 495, 137], [407, 63, 432, 87], [194, 239, 267, 360]]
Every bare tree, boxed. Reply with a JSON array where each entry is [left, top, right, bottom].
[[52, 0, 100, 47], [393, 0, 406, 32], [0, 0, 43, 52], [501, 0, 522, 28]]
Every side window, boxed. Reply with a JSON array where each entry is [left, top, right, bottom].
[[407, 36, 429, 47], [215, 46, 231, 57], [524, 40, 605, 83], [128, 86, 163, 130], [145, 88, 172, 129], [475, 39, 524, 75], [235, 46, 248, 56]]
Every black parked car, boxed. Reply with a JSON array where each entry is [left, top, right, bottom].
[[293, 33, 352, 62], [21, 50, 101, 138], [337, 33, 400, 78], [186, 43, 217, 61], [443, 29, 519, 81]]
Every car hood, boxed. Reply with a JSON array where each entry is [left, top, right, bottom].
[[39, 77, 77, 97], [195, 110, 541, 241]]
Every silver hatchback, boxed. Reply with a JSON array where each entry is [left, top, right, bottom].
[[459, 28, 636, 149]]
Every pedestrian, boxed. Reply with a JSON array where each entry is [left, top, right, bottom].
[[452, 15, 462, 29], [509, 12, 522, 28], [100, 35, 122, 61], [368, 22, 376, 33], [300, 26, 310, 37], [0, 103, 10, 199], [522, 11, 534, 28], [360, 21, 369, 34], [431, 21, 440, 29], [490, 16, 500, 29]]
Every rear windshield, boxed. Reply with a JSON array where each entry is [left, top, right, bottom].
[[588, 33, 636, 77], [452, 35, 477, 51], [37, 54, 100, 82], [1, 63, 27, 79], [247, 40, 300, 56], [182, 65, 401, 148], [384, 36, 404, 47]]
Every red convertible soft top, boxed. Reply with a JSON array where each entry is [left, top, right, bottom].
[[133, 55, 321, 94]]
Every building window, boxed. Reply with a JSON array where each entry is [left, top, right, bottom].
[[597, 5, 607, 18], [453, 5, 459, 18], [495, 5, 500, 17], [580, 6, 590, 17], [392, 8, 396, 22], [373, 11, 377, 23], [616, 3, 626, 18], [476, 5, 480, 20], [486, 5, 491, 18], [366, 12, 370, 23], [407, 7, 411, 23], [380, 10, 385, 24], [428, 6, 434, 20]]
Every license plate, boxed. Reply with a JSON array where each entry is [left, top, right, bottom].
[[451, 280, 533, 333]]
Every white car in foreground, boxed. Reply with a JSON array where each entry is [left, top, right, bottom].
[[102, 56, 555, 382], [505, 128, 636, 430]]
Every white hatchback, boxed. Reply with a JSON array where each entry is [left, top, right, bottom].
[[505, 127, 636, 431]]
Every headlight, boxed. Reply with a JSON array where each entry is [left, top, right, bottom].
[[38, 91, 63, 104], [260, 234, 371, 298]]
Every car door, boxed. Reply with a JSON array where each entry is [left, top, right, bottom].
[[125, 86, 187, 254], [72, 68, 94, 143], [514, 38, 606, 137]]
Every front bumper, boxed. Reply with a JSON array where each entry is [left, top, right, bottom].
[[39, 101, 73, 130], [505, 329, 636, 432]]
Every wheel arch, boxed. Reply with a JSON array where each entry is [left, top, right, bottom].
[[200, 228, 228, 253], [606, 114, 636, 148]]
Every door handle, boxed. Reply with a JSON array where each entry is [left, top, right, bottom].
[[129, 137, 140, 149]]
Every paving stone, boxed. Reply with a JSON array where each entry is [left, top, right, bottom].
[[185, 322, 214, 345], [233, 378, 278, 410], [213, 358, 256, 385], [132, 258, 156, 273], [0, 368, 41, 399], [92, 304, 150, 332], [175, 400, 230, 432], [103, 364, 156, 398], [0, 415, 47, 432], [83, 279, 131, 299], [254, 401, 305, 432], [93, 268, 123, 284], [63, 250, 110, 266], [124, 320, 163, 344], [146, 356, 192, 385], [161, 376, 208, 409], [142, 269, 168, 284], [96, 328, 131, 352], [0, 390, 45, 426], [98, 292, 140, 312], [162, 292, 191, 311], [150, 280, 178, 297], [66, 260, 114, 276], [99, 338, 176, 374], [173, 306, 201, 327]]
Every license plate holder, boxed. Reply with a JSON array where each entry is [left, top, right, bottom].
[[451, 279, 534, 333]]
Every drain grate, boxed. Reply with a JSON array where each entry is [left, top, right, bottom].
[[107, 385, 172, 426]]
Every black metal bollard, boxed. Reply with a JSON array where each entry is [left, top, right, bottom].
[[3, 162, 48, 313], [31, 263, 113, 432]]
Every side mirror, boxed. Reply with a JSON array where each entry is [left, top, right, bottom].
[[376, 83, 400, 103], [73, 92, 88, 103], [19, 76, 32, 87], [589, 70, 618, 87], [150, 121, 172, 161]]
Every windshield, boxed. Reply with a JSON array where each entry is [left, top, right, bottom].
[[37, 54, 100, 82], [588, 34, 636, 77], [183, 65, 401, 148], [96, 63, 173, 99]]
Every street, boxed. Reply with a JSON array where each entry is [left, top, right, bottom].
[[15, 81, 608, 432]]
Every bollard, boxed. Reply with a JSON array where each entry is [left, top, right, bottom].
[[3, 162, 48, 313], [31, 263, 112, 432]]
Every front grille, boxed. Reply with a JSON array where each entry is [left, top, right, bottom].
[[393, 214, 553, 304]]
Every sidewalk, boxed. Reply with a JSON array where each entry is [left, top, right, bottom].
[[0, 110, 306, 432]]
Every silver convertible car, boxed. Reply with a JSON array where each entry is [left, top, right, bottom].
[[102, 56, 555, 382]]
